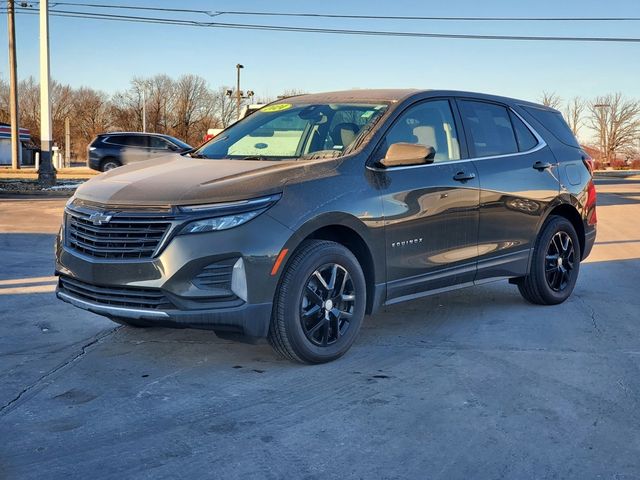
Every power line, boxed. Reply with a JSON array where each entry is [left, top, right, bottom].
[[7, 6, 640, 43], [6, 1, 640, 22]]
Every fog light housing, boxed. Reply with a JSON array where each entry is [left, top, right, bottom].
[[231, 258, 248, 302]]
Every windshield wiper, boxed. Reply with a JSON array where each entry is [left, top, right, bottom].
[[299, 150, 343, 160], [187, 152, 209, 159], [240, 155, 272, 161]]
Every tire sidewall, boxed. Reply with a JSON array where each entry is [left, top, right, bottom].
[[533, 217, 581, 304], [280, 244, 366, 363], [102, 159, 120, 171]]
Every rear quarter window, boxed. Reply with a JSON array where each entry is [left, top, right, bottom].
[[521, 106, 580, 148]]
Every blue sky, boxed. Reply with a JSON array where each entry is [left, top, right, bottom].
[[1, 0, 639, 106]]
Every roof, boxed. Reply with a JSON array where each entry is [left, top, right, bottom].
[[0, 124, 30, 141], [285, 89, 420, 104], [277, 88, 551, 111]]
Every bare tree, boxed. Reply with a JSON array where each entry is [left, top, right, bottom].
[[588, 93, 640, 165], [540, 91, 563, 109], [173, 74, 214, 144], [563, 96, 585, 137], [211, 86, 238, 128]]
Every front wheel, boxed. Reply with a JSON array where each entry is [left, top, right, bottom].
[[517, 216, 581, 305], [268, 240, 366, 364]]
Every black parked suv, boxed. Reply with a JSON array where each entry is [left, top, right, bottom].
[[87, 132, 192, 171], [57, 90, 597, 363]]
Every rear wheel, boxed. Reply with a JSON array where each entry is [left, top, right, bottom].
[[517, 216, 581, 305], [101, 158, 121, 171], [268, 240, 366, 364]]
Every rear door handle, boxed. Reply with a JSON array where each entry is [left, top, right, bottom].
[[453, 171, 476, 182], [532, 161, 553, 171]]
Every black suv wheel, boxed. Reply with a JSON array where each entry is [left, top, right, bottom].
[[268, 240, 366, 364], [101, 158, 121, 171], [517, 216, 581, 305]]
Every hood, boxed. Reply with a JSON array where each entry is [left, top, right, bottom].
[[75, 154, 338, 207]]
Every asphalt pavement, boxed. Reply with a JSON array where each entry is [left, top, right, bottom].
[[1, 179, 639, 479]]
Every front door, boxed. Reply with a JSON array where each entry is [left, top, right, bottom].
[[372, 99, 481, 303]]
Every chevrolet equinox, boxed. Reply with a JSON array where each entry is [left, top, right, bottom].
[[56, 89, 597, 363]]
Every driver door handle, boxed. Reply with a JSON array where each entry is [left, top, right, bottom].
[[533, 161, 553, 171], [453, 171, 476, 182]]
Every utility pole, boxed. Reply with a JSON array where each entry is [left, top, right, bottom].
[[236, 63, 244, 120], [38, 0, 56, 184], [7, 0, 20, 170], [64, 117, 70, 167]]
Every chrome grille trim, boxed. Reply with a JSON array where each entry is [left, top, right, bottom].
[[65, 206, 173, 259]]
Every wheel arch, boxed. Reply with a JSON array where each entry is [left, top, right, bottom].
[[542, 202, 586, 259], [277, 213, 383, 315]]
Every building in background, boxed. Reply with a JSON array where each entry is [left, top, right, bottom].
[[0, 123, 35, 166]]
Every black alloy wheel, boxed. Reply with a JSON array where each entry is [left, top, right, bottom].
[[300, 263, 356, 347], [268, 240, 366, 364], [544, 231, 575, 292], [516, 215, 581, 305]]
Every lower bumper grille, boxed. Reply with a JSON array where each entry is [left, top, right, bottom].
[[58, 275, 174, 310]]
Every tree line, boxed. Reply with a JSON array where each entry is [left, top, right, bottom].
[[0, 74, 284, 161], [1, 75, 638, 167], [540, 91, 640, 167]]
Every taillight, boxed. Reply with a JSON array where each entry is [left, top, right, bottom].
[[582, 154, 595, 176], [586, 180, 597, 225]]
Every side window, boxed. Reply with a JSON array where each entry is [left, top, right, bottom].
[[459, 101, 518, 157], [510, 112, 538, 152], [149, 136, 171, 149], [381, 99, 460, 162], [122, 136, 148, 148]]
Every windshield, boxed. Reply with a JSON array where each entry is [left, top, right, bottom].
[[165, 136, 192, 150], [192, 102, 388, 161]]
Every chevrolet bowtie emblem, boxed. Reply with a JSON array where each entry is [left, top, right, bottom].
[[88, 212, 113, 226]]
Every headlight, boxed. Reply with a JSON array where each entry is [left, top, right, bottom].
[[180, 210, 262, 234], [177, 194, 281, 235]]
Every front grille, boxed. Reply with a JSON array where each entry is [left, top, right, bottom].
[[66, 208, 172, 259], [192, 258, 236, 291], [59, 275, 174, 310]]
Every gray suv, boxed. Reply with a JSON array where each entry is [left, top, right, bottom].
[[87, 132, 192, 171], [57, 89, 597, 363]]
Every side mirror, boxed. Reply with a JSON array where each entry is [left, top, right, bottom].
[[379, 143, 436, 168]]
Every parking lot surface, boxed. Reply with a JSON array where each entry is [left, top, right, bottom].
[[1, 179, 639, 479]]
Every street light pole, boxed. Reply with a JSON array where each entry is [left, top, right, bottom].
[[7, 0, 20, 170], [236, 64, 244, 120], [594, 103, 610, 166], [142, 85, 146, 132], [38, 0, 56, 185]]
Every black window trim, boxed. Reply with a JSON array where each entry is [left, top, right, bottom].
[[366, 97, 546, 172], [103, 134, 151, 149], [455, 98, 545, 161]]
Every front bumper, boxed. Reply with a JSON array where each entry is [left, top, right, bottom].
[[56, 289, 273, 337], [55, 211, 292, 338]]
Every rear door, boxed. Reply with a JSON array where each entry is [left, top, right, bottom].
[[117, 135, 152, 165], [372, 98, 481, 303], [456, 98, 560, 281]]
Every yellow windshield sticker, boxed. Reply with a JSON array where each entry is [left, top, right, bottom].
[[262, 103, 293, 113]]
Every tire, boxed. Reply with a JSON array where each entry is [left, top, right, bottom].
[[517, 216, 581, 305], [101, 158, 121, 172], [109, 316, 152, 328], [268, 240, 366, 364]]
